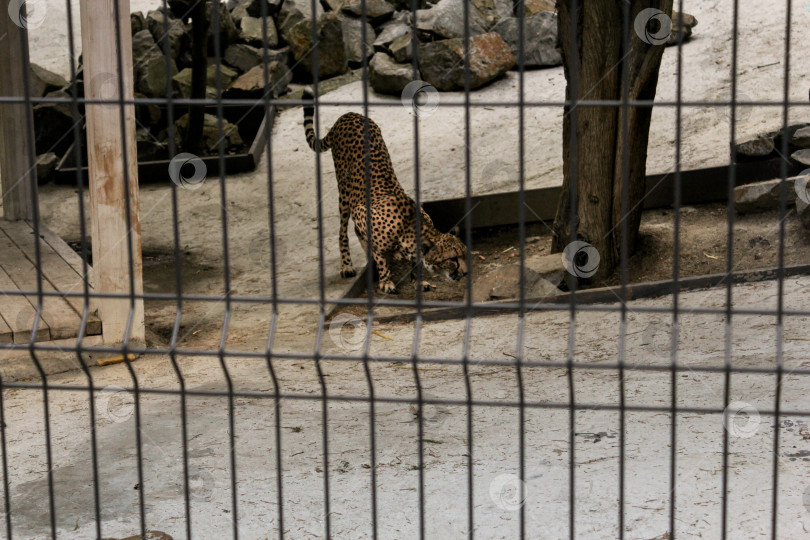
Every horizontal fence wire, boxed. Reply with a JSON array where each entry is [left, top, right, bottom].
[[0, 0, 807, 539]]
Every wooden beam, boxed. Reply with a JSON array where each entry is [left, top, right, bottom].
[[0, 3, 35, 220], [79, 0, 145, 345]]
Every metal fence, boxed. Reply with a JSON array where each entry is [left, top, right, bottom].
[[0, 0, 809, 538]]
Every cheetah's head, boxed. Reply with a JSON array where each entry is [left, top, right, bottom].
[[425, 232, 468, 281]]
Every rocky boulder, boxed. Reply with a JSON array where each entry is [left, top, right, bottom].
[[797, 191, 810, 230], [341, 0, 396, 22], [206, 1, 240, 53], [225, 60, 293, 98], [277, 0, 323, 42], [288, 13, 348, 78], [29, 64, 68, 98], [239, 15, 279, 47], [735, 134, 775, 159], [468, 263, 561, 302], [172, 64, 237, 98], [224, 43, 263, 73], [667, 11, 697, 46], [145, 9, 187, 61], [792, 126, 810, 148], [388, 32, 413, 63], [415, 0, 487, 40], [340, 15, 376, 64], [175, 112, 243, 152], [35, 153, 59, 185], [373, 11, 410, 49], [369, 52, 416, 95], [734, 177, 798, 214], [131, 11, 146, 34], [418, 32, 514, 91], [491, 10, 561, 67], [33, 92, 75, 157], [792, 149, 810, 167]]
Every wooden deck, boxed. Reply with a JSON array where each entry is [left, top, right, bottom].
[[0, 220, 101, 344]]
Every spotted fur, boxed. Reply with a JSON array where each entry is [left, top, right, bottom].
[[303, 88, 467, 293]]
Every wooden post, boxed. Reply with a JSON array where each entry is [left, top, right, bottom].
[[79, 0, 145, 345], [0, 3, 35, 221]]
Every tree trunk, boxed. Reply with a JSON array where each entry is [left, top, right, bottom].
[[551, 0, 672, 281], [185, 0, 209, 155]]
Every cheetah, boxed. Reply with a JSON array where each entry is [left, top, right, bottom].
[[302, 88, 467, 294]]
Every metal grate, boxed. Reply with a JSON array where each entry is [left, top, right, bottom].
[[0, 0, 809, 538]]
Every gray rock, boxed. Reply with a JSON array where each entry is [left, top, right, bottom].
[[340, 16, 375, 64], [175, 113, 243, 152], [792, 148, 810, 167], [172, 64, 236, 98], [33, 93, 75, 156], [225, 61, 293, 98], [667, 11, 697, 46], [134, 92, 162, 127], [488, 265, 541, 299], [277, 0, 323, 42], [206, 2, 240, 52], [29, 63, 68, 98], [230, 0, 250, 23], [246, 0, 283, 17], [288, 13, 348, 78], [415, 0, 487, 40], [528, 277, 561, 299], [369, 52, 415, 95], [792, 126, 810, 148], [239, 15, 279, 47], [131, 11, 146, 35], [734, 177, 798, 214], [136, 50, 179, 98], [373, 18, 410, 49], [35, 153, 59, 185], [418, 32, 515, 91], [388, 32, 413, 63], [146, 9, 187, 61], [736, 135, 775, 158], [341, 0, 395, 22], [135, 128, 168, 161], [491, 10, 561, 67], [797, 194, 810, 230], [525, 252, 565, 287], [224, 43, 263, 73], [132, 28, 157, 61]]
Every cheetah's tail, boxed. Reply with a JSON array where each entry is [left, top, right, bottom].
[[302, 86, 330, 153]]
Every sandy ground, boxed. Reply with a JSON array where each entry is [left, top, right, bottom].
[[0, 0, 809, 538]]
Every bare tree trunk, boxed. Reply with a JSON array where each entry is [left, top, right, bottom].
[[551, 0, 672, 281]]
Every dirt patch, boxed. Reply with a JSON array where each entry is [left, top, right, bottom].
[[341, 203, 810, 309]]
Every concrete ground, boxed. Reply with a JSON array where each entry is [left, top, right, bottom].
[[3, 0, 810, 538], [2, 276, 810, 539]]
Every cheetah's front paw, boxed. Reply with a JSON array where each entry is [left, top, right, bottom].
[[378, 280, 397, 294], [415, 280, 435, 292], [340, 266, 357, 278]]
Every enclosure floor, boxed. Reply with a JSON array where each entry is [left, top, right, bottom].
[[2, 275, 809, 539], [0, 220, 100, 344]]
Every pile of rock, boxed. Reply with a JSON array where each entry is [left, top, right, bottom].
[[734, 124, 810, 228]]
